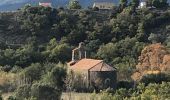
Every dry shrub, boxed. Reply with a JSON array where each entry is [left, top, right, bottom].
[[0, 71, 17, 92]]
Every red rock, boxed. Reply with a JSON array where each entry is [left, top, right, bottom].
[[132, 43, 170, 81]]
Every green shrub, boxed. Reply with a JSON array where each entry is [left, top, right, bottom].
[[7, 96, 17, 100], [30, 83, 61, 100], [140, 73, 170, 84], [0, 95, 2, 100], [68, 0, 81, 9], [41, 63, 67, 89], [19, 63, 43, 83], [15, 84, 31, 100], [14, 83, 62, 100], [92, 82, 170, 100]]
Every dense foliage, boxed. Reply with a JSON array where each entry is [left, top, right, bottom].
[[0, 1, 170, 99], [92, 82, 170, 100], [69, 0, 82, 9], [13, 63, 66, 100]]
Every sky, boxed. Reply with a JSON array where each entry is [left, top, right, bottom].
[[0, 0, 169, 11], [0, 0, 28, 6], [0, 0, 94, 8]]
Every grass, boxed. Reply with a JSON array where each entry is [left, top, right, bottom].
[[2, 92, 13, 100], [61, 92, 101, 100], [0, 71, 16, 86]]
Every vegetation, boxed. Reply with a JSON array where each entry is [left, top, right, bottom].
[[0, 1, 170, 99], [69, 0, 81, 9], [91, 82, 170, 100]]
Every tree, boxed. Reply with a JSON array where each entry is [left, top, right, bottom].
[[97, 43, 118, 62], [152, 0, 168, 8], [131, 0, 139, 12], [160, 0, 169, 7], [152, 0, 161, 8], [15, 63, 66, 100], [41, 64, 67, 90], [85, 39, 101, 58], [136, 22, 147, 41], [0, 95, 2, 100], [148, 33, 159, 43], [19, 63, 43, 83], [140, 73, 170, 85], [30, 83, 61, 100], [19, 6, 54, 36], [15, 83, 62, 100], [69, 0, 81, 9], [119, 0, 128, 11], [43, 38, 71, 63], [131, 0, 140, 8]]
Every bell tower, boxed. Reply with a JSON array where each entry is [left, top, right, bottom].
[[72, 42, 86, 61]]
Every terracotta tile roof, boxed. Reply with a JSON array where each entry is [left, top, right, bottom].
[[90, 63, 116, 71], [39, 2, 52, 7], [68, 58, 116, 71]]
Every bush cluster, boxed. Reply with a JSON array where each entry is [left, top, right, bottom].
[[92, 82, 170, 100]]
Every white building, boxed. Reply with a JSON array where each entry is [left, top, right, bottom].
[[39, 2, 52, 7], [93, 2, 114, 9]]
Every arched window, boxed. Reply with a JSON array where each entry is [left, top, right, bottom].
[[104, 78, 111, 88]]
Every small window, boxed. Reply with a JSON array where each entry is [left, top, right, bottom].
[[104, 78, 111, 87]]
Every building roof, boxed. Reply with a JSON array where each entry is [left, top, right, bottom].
[[68, 58, 116, 72], [39, 2, 52, 7], [94, 2, 114, 4], [93, 2, 114, 6]]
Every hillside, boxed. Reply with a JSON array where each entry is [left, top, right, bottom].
[[0, 4, 170, 99], [0, 6, 170, 81]]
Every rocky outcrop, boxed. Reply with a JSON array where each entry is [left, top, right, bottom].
[[160, 55, 170, 71], [132, 43, 170, 81]]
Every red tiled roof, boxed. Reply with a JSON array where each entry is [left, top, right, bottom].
[[68, 58, 116, 71], [90, 63, 116, 71], [39, 2, 52, 7]]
